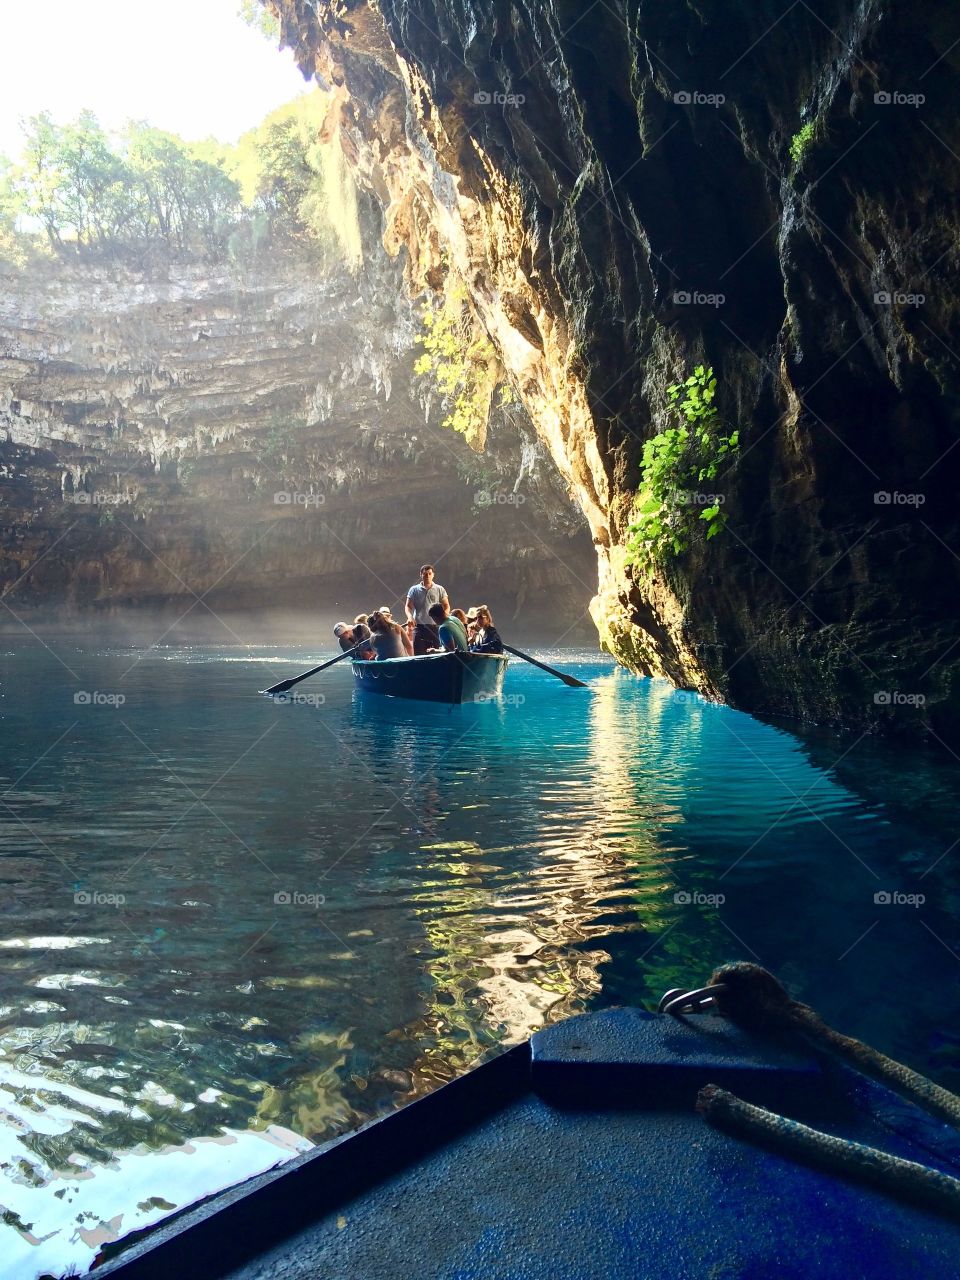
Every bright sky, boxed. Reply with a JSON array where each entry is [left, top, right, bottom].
[[0, 0, 310, 157]]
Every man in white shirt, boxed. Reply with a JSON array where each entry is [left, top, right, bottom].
[[405, 564, 449, 655]]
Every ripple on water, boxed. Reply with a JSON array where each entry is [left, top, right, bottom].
[[0, 647, 957, 1278]]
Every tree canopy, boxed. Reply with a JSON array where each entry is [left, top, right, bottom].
[[0, 90, 362, 268], [238, 0, 281, 43]]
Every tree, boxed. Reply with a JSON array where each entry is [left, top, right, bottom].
[[16, 111, 70, 249], [0, 91, 357, 265], [230, 91, 362, 265], [124, 123, 194, 246], [238, 0, 281, 43], [0, 156, 25, 264], [184, 139, 243, 252], [12, 111, 134, 249]]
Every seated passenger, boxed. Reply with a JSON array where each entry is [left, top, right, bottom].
[[352, 614, 375, 660], [333, 622, 356, 653], [470, 606, 503, 654], [368, 610, 410, 660], [451, 607, 469, 629], [428, 600, 469, 653]]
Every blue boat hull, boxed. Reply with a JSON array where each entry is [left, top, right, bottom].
[[351, 651, 508, 704], [97, 1008, 960, 1278]]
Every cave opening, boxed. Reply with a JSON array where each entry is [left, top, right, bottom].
[[2, 3, 960, 1278]]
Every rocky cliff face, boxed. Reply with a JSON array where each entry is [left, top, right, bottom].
[[0, 244, 593, 633], [268, 0, 960, 737]]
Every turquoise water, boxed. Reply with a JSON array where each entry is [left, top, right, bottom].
[[1, 639, 959, 1275]]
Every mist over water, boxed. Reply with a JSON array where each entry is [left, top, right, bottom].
[[1, 632, 959, 1276], [0, 605, 594, 651]]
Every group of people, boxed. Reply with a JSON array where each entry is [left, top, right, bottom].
[[333, 565, 504, 662]]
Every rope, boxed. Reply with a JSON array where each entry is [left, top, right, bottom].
[[705, 961, 960, 1128], [698, 1085, 960, 1218]]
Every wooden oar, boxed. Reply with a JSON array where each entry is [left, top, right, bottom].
[[261, 644, 360, 696], [502, 644, 588, 689]]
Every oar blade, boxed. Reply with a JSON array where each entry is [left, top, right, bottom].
[[559, 672, 589, 689], [258, 644, 360, 697], [262, 678, 295, 696], [503, 644, 589, 688]]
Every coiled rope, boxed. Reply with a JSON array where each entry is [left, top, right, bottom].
[[704, 961, 960, 1127], [663, 962, 960, 1214]]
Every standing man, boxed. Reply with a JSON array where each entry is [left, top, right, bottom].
[[406, 564, 448, 655]]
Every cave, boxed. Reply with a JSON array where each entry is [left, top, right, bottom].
[[1, 2, 959, 1277]]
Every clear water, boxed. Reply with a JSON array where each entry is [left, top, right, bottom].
[[1, 639, 959, 1276]]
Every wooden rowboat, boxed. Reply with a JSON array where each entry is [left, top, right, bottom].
[[351, 650, 508, 704]]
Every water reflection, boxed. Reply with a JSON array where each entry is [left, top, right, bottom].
[[1, 644, 959, 1277]]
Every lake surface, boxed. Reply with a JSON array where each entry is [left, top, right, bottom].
[[1, 638, 959, 1277]]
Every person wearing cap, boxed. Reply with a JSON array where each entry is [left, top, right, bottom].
[[333, 622, 355, 653], [405, 564, 449, 655], [469, 606, 503, 654]]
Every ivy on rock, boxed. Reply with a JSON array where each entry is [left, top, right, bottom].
[[626, 365, 740, 575]]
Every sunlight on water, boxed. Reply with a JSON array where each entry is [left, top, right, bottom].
[[0, 641, 958, 1276]]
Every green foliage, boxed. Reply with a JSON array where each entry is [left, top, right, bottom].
[[238, 0, 280, 42], [789, 121, 816, 165], [3, 111, 242, 256], [413, 275, 501, 447], [0, 157, 26, 265], [625, 366, 740, 574], [0, 91, 362, 267], [228, 92, 362, 266]]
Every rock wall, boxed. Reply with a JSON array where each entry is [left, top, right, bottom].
[[0, 243, 594, 634], [267, 0, 960, 737]]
